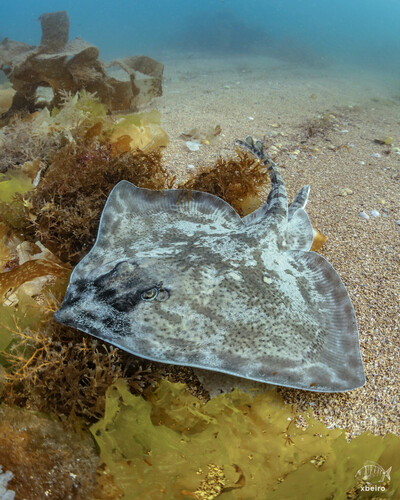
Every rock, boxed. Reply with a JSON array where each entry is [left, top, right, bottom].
[[359, 211, 370, 220], [39, 11, 69, 53], [186, 140, 201, 151], [0, 11, 163, 119], [370, 210, 380, 218]]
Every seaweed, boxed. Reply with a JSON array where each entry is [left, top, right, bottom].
[[178, 149, 269, 216], [303, 113, 339, 140], [23, 138, 174, 264], [1, 292, 160, 420], [50, 90, 107, 131], [0, 112, 62, 174], [0, 167, 37, 234], [110, 110, 169, 152], [91, 379, 400, 500]]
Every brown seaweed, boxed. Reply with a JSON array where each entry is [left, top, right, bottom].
[[24, 138, 174, 264], [2, 294, 160, 420], [178, 149, 269, 216]]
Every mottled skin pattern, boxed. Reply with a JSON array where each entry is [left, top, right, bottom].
[[54, 137, 365, 392]]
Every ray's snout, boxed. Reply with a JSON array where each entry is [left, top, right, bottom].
[[53, 307, 66, 323], [53, 303, 74, 326]]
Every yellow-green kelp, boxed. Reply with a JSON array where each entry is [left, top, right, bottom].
[[91, 379, 400, 500]]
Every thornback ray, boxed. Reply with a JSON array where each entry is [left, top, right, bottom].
[[54, 136, 365, 392]]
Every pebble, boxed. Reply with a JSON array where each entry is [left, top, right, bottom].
[[340, 188, 353, 196], [396, 220, 400, 226], [185, 141, 201, 151], [359, 211, 370, 220], [370, 210, 380, 217], [340, 129, 349, 133], [248, 116, 254, 121], [187, 164, 195, 170], [371, 153, 381, 158]]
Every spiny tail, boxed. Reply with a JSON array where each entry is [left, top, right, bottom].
[[235, 136, 288, 223]]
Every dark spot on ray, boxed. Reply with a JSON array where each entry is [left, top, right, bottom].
[[97, 288, 118, 302], [84, 312, 97, 322], [110, 292, 141, 312], [73, 279, 88, 294]]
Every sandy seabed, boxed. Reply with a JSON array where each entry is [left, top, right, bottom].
[[152, 51, 400, 438]]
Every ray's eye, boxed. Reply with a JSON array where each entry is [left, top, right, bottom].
[[140, 287, 158, 301], [140, 284, 170, 302]]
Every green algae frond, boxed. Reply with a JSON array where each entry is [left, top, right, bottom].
[[51, 90, 107, 130], [91, 379, 400, 500]]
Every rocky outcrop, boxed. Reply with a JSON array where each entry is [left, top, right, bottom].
[[0, 11, 163, 118]]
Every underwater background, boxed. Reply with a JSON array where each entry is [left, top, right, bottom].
[[1, 0, 400, 73]]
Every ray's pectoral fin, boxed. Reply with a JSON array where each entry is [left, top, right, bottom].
[[285, 249, 365, 391], [286, 207, 314, 251]]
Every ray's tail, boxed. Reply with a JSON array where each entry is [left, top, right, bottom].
[[235, 136, 288, 223]]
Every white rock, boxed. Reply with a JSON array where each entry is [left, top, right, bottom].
[[359, 211, 370, 220], [248, 116, 254, 121], [370, 210, 380, 217], [0, 466, 15, 500], [187, 164, 195, 170], [371, 153, 381, 158], [185, 141, 200, 152]]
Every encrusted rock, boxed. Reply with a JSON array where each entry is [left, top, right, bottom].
[[39, 11, 70, 53], [0, 11, 163, 119]]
